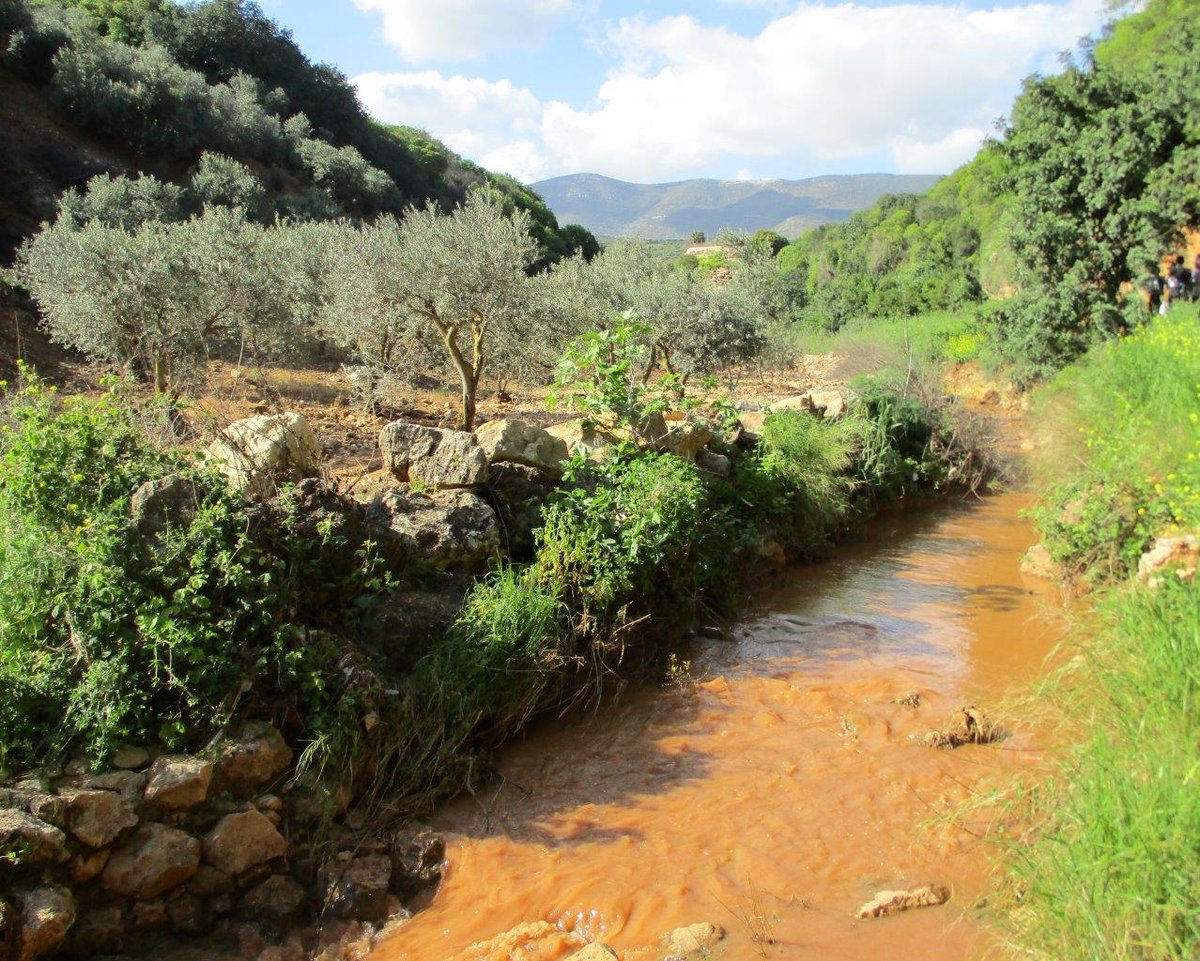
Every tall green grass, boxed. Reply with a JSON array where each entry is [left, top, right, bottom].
[[1009, 304, 1200, 960]]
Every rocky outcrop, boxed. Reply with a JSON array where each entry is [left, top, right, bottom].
[[14, 886, 75, 961], [143, 756, 213, 810], [379, 422, 489, 489], [1137, 533, 1199, 588], [320, 855, 392, 923], [216, 723, 293, 795], [484, 463, 557, 561], [206, 413, 322, 498], [474, 418, 568, 477], [644, 412, 714, 459], [57, 790, 137, 848], [366, 487, 499, 571]]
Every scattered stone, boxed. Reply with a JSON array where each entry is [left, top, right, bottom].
[[474, 418, 568, 477], [68, 848, 111, 885], [739, 410, 767, 436], [767, 394, 816, 416], [132, 899, 167, 928], [545, 419, 618, 460], [565, 944, 618, 961], [665, 921, 726, 956], [217, 723, 293, 793], [891, 692, 922, 709], [102, 823, 200, 898], [1020, 543, 1057, 580], [144, 755, 215, 810], [644, 412, 714, 459], [807, 388, 854, 420], [25, 795, 67, 831], [1137, 534, 1199, 588], [694, 449, 731, 477], [240, 876, 306, 926], [81, 770, 147, 802], [189, 865, 232, 897], [857, 884, 950, 919], [923, 706, 999, 749], [57, 788, 138, 848], [366, 487, 499, 572], [206, 413, 322, 498], [389, 831, 445, 901], [203, 810, 287, 877], [110, 745, 151, 770], [0, 809, 69, 867], [320, 855, 392, 923], [15, 887, 75, 961], [378, 421, 489, 488]]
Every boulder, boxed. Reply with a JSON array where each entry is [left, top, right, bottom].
[[102, 823, 200, 898], [239, 876, 306, 926], [320, 855, 392, 923], [144, 755, 214, 810], [216, 723, 293, 794], [484, 463, 556, 562], [110, 746, 151, 770], [15, 887, 75, 961], [1137, 534, 1199, 588], [68, 849, 110, 885], [694, 449, 731, 477], [474, 419, 568, 477], [768, 394, 817, 415], [565, 945, 617, 961], [24, 795, 66, 831], [206, 413, 322, 498], [390, 830, 445, 901], [857, 883, 949, 919], [808, 388, 853, 419], [128, 474, 202, 541], [366, 488, 499, 572], [545, 420, 617, 460], [378, 422, 488, 489], [739, 409, 767, 436], [1020, 543, 1057, 580], [0, 810, 68, 867], [203, 810, 286, 877], [57, 789, 138, 847], [643, 412, 714, 459], [665, 922, 726, 956]]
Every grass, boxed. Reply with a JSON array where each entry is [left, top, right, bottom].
[[1002, 304, 1200, 960]]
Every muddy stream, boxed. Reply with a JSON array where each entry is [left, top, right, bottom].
[[371, 492, 1062, 961]]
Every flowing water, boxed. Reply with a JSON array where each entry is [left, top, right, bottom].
[[371, 492, 1062, 961]]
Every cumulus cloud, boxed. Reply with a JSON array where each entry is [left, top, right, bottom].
[[351, 0, 578, 61], [354, 0, 1110, 183]]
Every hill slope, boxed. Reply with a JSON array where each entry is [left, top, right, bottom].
[[531, 172, 942, 240]]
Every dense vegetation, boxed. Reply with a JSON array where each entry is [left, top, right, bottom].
[[0, 0, 594, 263]]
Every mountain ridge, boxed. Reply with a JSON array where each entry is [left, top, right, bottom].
[[531, 171, 943, 240]]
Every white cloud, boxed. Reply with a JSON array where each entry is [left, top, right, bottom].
[[352, 0, 578, 61], [354, 0, 1111, 183]]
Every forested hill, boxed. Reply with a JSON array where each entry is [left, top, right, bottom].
[[531, 172, 942, 240], [0, 0, 595, 266]]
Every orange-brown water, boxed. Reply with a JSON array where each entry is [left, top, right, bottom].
[[372, 492, 1062, 961]]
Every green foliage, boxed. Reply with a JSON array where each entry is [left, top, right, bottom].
[[1006, 578, 1200, 960], [1030, 305, 1200, 583], [0, 370, 385, 771], [37, 0, 165, 44]]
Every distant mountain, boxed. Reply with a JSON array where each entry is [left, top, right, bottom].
[[531, 172, 943, 241]]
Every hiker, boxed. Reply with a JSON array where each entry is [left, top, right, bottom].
[[1144, 270, 1165, 314], [1164, 256, 1185, 312]]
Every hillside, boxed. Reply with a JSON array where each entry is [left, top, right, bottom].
[[531, 172, 942, 240]]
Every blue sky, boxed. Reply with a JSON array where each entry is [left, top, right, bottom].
[[259, 0, 1114, 185]]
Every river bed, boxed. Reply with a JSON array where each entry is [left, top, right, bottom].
[[370, 492, 1062, 961]]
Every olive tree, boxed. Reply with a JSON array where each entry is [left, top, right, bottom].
[[322, 191, 538, 428]]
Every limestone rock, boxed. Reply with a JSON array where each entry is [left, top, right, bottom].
[[768, 394, 816, 415], [474, 419, 568, 477], [65, 907, 123, 956], [240, 875, 306, 926], [378, 422, 488, 488], [0, 809, 69, 867], [545, 419, 618, 460], [1020, 543, 1057, 580], [144, 755, 214, 810], [167, 894, 212, 935], [694, 449, 731, 477], [923, 706, 999, 749], [857, 883, 949, 919], [739, 409, 767, 436], [665, 921, 726, 956], [565, 944, 618, 961], [320, 855, 392, 923], [68, 848, 111, 885], [110, 745, 151, 770], [206, 413, 322, 498], [102, 823, 200, 898], [644, 413, 714, 460], [366, 487, 499, 572], [81, 770, 147, 803], [1137, 534, 1199, 588], [807, 388, 854, 419], [25, 795, 66, 831], [203, 810, 286, 876], [15, 887, 76, 961], [217, 723, 293, 793], [58, 788, 138, 847]]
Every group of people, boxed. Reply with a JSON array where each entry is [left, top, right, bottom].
[[1146, 253, 1200, 314]]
